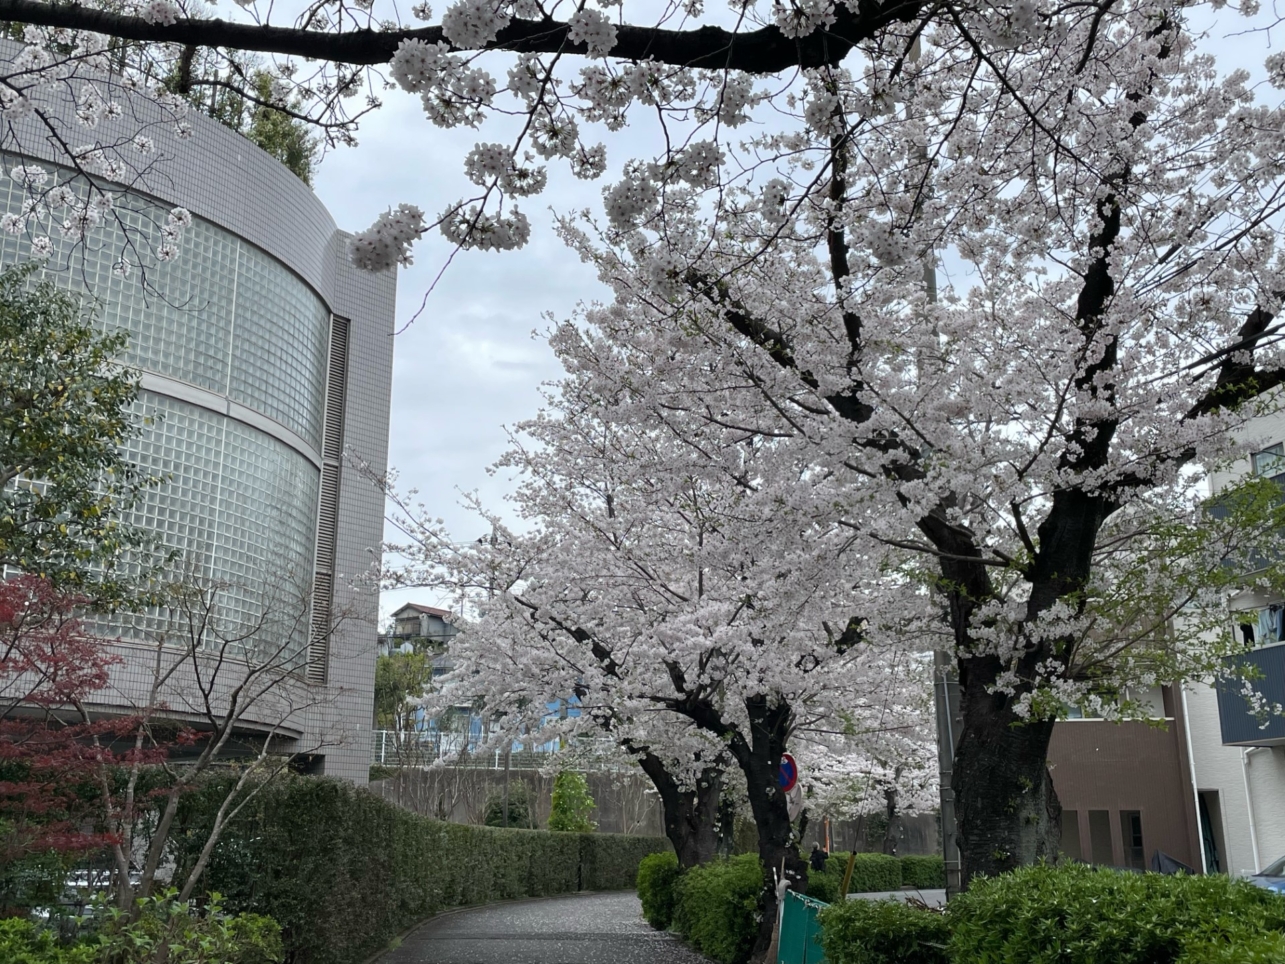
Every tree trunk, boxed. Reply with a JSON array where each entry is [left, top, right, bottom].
[[738, 696, 806, 964], [637, 753, 723, 868], [953, 652, 1061, 883], [880, 784, 901, 857]]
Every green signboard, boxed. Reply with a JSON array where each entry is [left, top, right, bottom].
[[777, 890, 828, 964]]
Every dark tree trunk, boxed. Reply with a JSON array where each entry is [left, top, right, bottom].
[[637, 753, 723, 869], [880, 783, 902, 856], [736, 696, 807, 964], [923, 489, 1103, 887], [953, 653, 1061, 880]]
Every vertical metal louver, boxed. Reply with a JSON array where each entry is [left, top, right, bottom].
[[307, 316, 349, 684]]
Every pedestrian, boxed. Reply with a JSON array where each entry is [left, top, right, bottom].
[[809, 841, 828, 873]]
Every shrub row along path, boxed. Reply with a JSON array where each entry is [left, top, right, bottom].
[[380, 892, 710, 964]]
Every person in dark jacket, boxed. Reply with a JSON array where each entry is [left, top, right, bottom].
[[809, 842, 829, 873]]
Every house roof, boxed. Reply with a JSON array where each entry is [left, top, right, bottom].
[[391, 602, 455, 620]]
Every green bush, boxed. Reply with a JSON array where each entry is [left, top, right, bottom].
[[580, 833, 670, 890], [548, 771, 596, 832], [483, 782, 532, 828], [828, 853, 902, 894], [672, 853, 763, 964], [947, 863, 1285, 964], [0, 919, 94, 964], [93, 892, 284, 964], [805, 870, 841, 904], [0, 896, 282, 964], [898, 855, 946, 890], [172, 775, 666, 964], [818, 898, 951, 964], [637, 851, 682, 929]]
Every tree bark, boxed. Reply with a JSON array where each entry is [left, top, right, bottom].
[[736, 696, 806, 964], [637, 753, 723, 868], [880, 784, 902, 857], [952, 653, 1061, 880], [0, 0, 923, 73]]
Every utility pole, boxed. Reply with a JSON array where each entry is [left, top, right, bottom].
[[933, 651, 963, 895]]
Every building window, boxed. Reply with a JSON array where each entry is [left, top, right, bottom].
[[1120, 810, 1145, 869], [1253, 443, 1285, 478]]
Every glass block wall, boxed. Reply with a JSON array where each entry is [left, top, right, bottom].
[[0, 161, 331, 662]]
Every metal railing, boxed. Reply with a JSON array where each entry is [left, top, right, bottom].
[[370, 730, 612, 769]]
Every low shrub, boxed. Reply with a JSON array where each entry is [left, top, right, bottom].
[[637, 851, 682, 929], [0, 919, 93, 964], [828, 853, 902, 894], [805, 870, 841, 904], [483, 782, 532, 828], [93, 892, 284, 964], [0, 896, 282, 964], [818, 898, 951, 964], [672, 853, 763, 964], [898, 855, 946, 890], [548, 771, 596, 832], [947, 863, 1285, 964]]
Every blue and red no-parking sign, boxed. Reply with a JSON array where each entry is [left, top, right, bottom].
[[777, 753, 798, 792]]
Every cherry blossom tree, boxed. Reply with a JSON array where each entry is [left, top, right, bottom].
[[526, 0, 1285, 889], [5, 0, 1284, 903], [372, 325, 935, 955]]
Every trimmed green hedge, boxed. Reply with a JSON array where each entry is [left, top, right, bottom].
[[810, 853, 946, 897], [672, 853, 763, 964], [816, 865, 1285, 964], [828, 853, 903, 894], [818, 898, 950, 964], [948, 863, 1285, 964], [898, 855, 946, 890], [174, 775, 667, 964], [637, 851, 682, 929]]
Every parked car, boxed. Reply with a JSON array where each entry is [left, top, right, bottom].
[[1250, 854, 1285, 893]]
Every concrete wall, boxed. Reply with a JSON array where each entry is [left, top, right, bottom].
[[1181, 408, 1285, 873], [1184, 682, 1285, 874], [370, 767, 666, 836]]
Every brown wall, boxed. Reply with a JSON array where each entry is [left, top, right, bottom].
[[1049, 708, 1201, 871]]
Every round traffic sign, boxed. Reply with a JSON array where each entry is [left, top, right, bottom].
[[777, 753, 798, 793]]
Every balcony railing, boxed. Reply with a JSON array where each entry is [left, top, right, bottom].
[[1217, 642, 1285, 746], [370, 730, 618, 769]]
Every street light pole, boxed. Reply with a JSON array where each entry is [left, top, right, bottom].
[[933, 651, 963, 895]]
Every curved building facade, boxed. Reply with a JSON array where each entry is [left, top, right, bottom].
[[0, 44, 396, 783]]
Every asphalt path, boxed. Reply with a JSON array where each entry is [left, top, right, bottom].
[[379, 892, 710, 964]]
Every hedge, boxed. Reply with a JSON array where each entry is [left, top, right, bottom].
[[827, 853, 903, 894], [809, 853, 945, 897], [671, 853, 763, 964], [172, 775, 668, 964], [637, 851, 683, 930], [898, 855, 946, 890], [814, 864, 1285, 964], [947, 863, 1285, 964], [818, 898, 951, 964]]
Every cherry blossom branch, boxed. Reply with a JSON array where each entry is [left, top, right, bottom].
[[0, 0, 924, 73]]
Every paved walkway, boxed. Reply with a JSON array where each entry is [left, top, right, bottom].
[[380, 892, 710, 964], [849, 888, 947, 907]]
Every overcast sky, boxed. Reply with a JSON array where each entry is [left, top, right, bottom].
[[301, 8, 1278, 624]]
